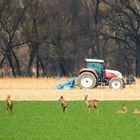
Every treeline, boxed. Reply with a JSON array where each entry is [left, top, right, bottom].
[[0, 0, 140, 77]]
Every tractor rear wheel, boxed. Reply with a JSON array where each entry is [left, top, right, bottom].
[[77, 72, 97, 89], [109, 77, 125, 89]]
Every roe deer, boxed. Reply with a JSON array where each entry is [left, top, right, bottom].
[[84, 95, 98, 113], [133, 109, 140, 114], [6, 95, 13, 114], [59, 96, 68, 113], [116, 104, 127, 113]]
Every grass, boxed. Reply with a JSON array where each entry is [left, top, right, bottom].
[[0, 101, 140, 140]]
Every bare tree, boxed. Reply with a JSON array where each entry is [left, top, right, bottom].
[[80, 0, 104, 58], [0, 0, 28, 76], [22, 0, 48, 77], [104, 0, 140, 76]]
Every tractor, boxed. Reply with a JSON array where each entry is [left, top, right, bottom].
[[77, 59, 125, 89]]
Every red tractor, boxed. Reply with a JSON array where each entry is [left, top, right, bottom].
[[77, 59, 125, 89]]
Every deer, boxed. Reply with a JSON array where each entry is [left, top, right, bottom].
[[132, 109, 140, 114], [116, 104, 127, 114], [84, 95, 98, 113], [59, 96, 68, 113], [6, 95, 13, 114]]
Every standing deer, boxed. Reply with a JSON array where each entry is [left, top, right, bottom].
[[84, 95, 98, 113], [59, 96, 68, 113], [6, 95, 13, 114], [116, 104, 127, 113], [133, 109, 140, 114]]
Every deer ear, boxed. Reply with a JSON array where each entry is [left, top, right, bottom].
[[7, 95, 10, 98]]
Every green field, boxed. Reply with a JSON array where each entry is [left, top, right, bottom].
[[0, 101, 140, 140]]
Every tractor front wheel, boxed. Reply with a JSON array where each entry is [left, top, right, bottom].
[[109, 77, 125, 89], [77, 72, 97, 89]]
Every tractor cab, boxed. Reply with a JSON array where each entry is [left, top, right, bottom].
[[85, 59, 105, 79]]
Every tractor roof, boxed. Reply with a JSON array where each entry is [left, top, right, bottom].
[[85, 59, 104, 63]]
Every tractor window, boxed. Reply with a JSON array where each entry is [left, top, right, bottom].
[[86, 62, 103, 77], [86, 62, 96, 68]]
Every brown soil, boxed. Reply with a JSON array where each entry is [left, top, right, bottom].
[[0, 78, 139, 101]]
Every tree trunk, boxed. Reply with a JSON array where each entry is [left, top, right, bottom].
[[94, 0, 100, 58], [38, 56, 47, 76], [11, 50, 22, 76], [27, 48, 36, 76], [6, 50, 16, 77], [36, 58, 39, 77], [136, 39, 140, 77], [0, 53, 6, 67], [36, 48, 40, 78], [116, 40, 131, 75]]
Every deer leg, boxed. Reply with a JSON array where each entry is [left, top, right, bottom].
[[62, 106, 66, 113], [6, 106, 9, 114], [65, 107, 68, 113], [94, 105, 98, 114], [10, 107, 12, 114], [96, 108, 99, 114], [61, 106, 64, 112], [88, 107, 91, 113]]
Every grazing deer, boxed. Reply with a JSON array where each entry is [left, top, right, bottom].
[[59, 96, 68, 113], [116, 104, 127, 113], [133, 109, 140, 114], [6, 95, 13, 114], [84, 95, 98, 113]]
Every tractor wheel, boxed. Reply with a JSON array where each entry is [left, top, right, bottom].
[[77, 72, 97, 89], [109, 77, 125, 89]]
